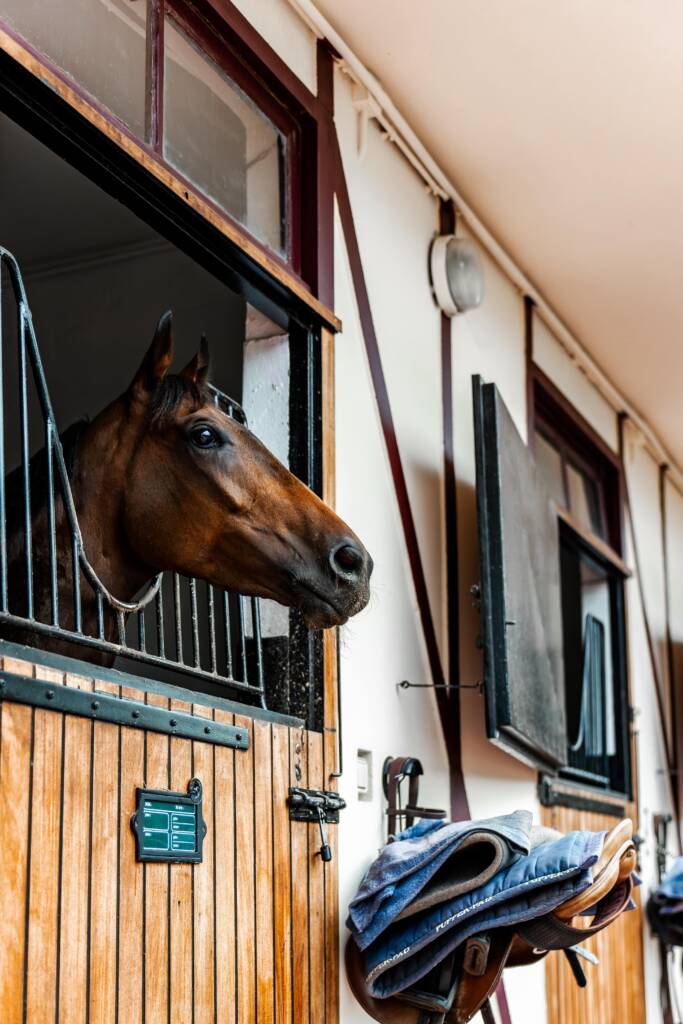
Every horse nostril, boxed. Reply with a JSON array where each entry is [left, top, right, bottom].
[[330, 541, 365, 581]]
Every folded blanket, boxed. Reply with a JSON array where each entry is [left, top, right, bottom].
[[362, 828, 604, 998], [647, 856, 683, 946], [347, 810, 533, 950]]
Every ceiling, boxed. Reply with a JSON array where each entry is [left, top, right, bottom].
[[315, 0, 683, 467]]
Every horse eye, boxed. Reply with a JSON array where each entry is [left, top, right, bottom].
[[190, 425, 220, 449]]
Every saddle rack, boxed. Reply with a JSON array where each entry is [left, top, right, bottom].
[[383, 756, 447, 841]]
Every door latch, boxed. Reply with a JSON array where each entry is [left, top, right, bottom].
[[288, 787, 346, 862]]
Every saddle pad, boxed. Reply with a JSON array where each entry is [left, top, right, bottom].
[[348, 810, 533, 950], [362, 829, 603, 998]]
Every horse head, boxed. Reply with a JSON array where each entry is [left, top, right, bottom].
[[78, 311, 372, 629]]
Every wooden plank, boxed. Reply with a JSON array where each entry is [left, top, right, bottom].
[[322, 627, 340, 1024], [0, 26, 341, 334], [118, 686, 144, 1024], [0, 689, 33, 1024], [58, 676, 92, 1024], [89, 679, 120, 1024], [541, 802, 646, 1024], [144, 692, 170, 1024], [213, 707, 236, 1024], [255, 719, 275, 1024], [170, 698, 193, 1024], [307, 731, 325, 1024], [235, 714, 256, 1023], [272, 723, 292, 1024], [25, 666, 64, 1024], [193, 702, 216, 1024], [290, 726, 309, 1024]]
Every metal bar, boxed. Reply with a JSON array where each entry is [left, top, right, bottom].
[[237, 595, 248, 682], [71, 535, 81, 633], [173, 572, 184, 664], [18, 308, 33, 619], [0, 672, 249, 750], [45, 422, 58, 625], [189, 576, 200, 668], [0, 263, 6, 613], [0, 613, 265, 693], [156, 586, 166, 659], [222, 591, 233, 678], [251, 597, 266, 707], [117, 610, 126, 647], [207, 584, 217, 675], [96, 592, 105, 640], [138, 608, 146, 653]]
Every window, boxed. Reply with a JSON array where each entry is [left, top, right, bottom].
[[473, 374, 631, 800], [0, 106, 323, 726], [533, 375, 630, 796], [0, 0, 312, 271]]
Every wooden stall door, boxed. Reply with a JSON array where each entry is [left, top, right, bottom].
[[0, 655, 339, 1024], [541, 804, 646, 1024]]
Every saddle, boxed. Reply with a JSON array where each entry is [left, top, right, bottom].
[[346, 819, 636, 1024]]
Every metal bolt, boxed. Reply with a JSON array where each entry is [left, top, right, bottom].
[[91, 700, 99, 711], [236, 734, 242, 743], [132, 710, 140, 719], [170, 718, 177, 728], [204, 726, 211, 735], [46, 690, 55, 700]]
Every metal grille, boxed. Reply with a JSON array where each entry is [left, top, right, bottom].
[[0, 246, 266, 706]]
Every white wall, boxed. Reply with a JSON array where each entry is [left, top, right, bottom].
[[333, 68, 452, 1024], [232, 4, 683, 1021]]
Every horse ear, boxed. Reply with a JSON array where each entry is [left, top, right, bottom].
[[130, 310, 174, 397], [179, 335, 210, 386]]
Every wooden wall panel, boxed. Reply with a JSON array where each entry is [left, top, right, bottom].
[[0, 661, 340, 1024], [89, 680, 119, 1024], [214, 707, 236, 1022], [144, 692, 170, 1024], [169, 699, 193, 1024], [541, 803, 646, 1024]]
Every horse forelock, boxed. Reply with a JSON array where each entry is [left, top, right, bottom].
[[147, 375, 210, 428]]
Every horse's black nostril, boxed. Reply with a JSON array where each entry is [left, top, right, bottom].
[[330, 541, 366, 581]]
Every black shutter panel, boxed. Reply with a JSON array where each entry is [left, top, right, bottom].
[[472, 376, 566, 768]]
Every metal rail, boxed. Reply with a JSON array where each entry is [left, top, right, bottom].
[[0, 247, 266, 706]]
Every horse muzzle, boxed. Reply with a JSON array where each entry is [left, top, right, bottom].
[[295, 538, 373, 630]]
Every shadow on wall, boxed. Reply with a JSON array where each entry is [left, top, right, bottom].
[[457, 476, 536, 783]]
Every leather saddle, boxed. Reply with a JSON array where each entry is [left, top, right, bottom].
[[346, 819, 636, 1024]]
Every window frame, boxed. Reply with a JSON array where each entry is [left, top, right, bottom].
[[0, 0, 334, 318], [0, 6, 337, 730], [529, 365, 633, 805]]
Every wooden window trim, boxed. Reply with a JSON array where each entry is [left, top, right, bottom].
[[529, 364, 625, 560], [0, 16, 340, 333]]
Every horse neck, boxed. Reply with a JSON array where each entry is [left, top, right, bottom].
[[69, 398, 156, 604]]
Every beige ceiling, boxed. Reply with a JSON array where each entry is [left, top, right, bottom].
[[315, 0, 683, 466]]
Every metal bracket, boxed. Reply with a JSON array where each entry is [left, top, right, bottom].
[[398, 679, 483, 692], [0, 672, 249, 750], [288, 787, 346, 824]]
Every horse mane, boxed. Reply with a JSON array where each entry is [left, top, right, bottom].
[[148, 374, 210, 427]]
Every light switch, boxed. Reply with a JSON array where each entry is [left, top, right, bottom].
[[357, 749, 372, 801]]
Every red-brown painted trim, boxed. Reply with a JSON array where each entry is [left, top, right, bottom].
[[314, 40, 335, 308], [146, 0, 165, 150], [660, 464, 683, 841], [438, 200, 469, 823], [620, 416, 679, 839], [197, 0, 323, 118]]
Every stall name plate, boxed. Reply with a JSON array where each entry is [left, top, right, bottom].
[[131, 778, 206, 863]]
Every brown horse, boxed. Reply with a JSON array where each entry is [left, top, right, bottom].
[[4, 311, 372, 662]]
